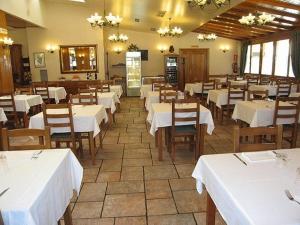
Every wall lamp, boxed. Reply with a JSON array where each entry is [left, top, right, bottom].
[[46, 44, 57, 53], [220, 45, 230, 53], [1, 37, 13, 48], [158, 45, 168, 53], [113, 47, 122, 54]]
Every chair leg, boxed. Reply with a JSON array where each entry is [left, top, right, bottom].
[[171, 139, 176, 161]]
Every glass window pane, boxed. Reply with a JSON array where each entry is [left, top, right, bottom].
[[275, 39, 289, 77], [244, 45, 251, 73], [289, 56, 294, 77], [250, 44, 260, 74], [261, 42, 273, 75]]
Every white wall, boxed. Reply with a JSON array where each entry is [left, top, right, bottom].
[[8, 28, 29, 57], [26, 2, 105, 81], [105, 28, 240, 78]]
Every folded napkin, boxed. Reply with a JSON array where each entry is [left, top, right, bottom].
[[242, 151, 276, 163]]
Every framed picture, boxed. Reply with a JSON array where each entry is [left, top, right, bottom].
[[33, 52, 46, 68]]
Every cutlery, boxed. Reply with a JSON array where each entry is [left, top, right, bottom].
[[272, 150, 287, 161], [285, 189, 300, 205], [0, 188, 9, 197], [31, 150, 42, 159], [233, 153, 247, 166]]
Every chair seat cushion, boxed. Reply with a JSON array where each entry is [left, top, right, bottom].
[[51, 132, 72, 139], [175, 125, 196, 133]]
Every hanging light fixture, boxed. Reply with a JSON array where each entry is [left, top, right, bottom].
[[197, 33, 217, 41], [157, 18, 183, 38], [186, 0, 230, 9], [239, 12, 275, 26], [108, 33, 128, 42], [87, 0, 122, 28]]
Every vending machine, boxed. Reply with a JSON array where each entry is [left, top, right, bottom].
[[126, 51, 141, 96]]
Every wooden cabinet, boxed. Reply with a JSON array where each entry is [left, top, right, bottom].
[[164, 54, 179, 85], [179, 48, 209, 90]]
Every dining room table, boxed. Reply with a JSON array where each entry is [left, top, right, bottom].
[[144, 91, 184, 111], [0, 94, 43, 127], [146, 102, 215, 160], [140, 84, 152, 99], [232, 99, 300, 127], [248, 84, 298, 97], [0, 148, 83, 225], [229, 80, 247, 86], [192, 148, 300, 225], [207, 89, 246, 109], [29, 104, 108, 163], [110, 85, 123, 98], [48, 87, 67, 103]]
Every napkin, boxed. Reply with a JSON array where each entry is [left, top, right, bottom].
[[241, 151, 276, 163]]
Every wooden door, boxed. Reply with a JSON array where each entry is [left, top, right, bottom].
[[179, 48, 209, 90], [10, 44, 23, 85]]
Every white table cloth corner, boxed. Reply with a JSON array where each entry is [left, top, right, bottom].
[[0, 107, 7, 123], [110, 85, 123, 98], [48, 87, 67, 104], [140, 84, 152, 99]]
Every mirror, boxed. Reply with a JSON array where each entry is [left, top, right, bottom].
[[59, 45, 97, 74]]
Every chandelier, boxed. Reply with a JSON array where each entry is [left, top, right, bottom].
[[186, 0, 230, 8], [87, 0, 122, 28], [108, 33, 128, 43], [239, 12, 275, 26], [197, 33, 217, 41], [157, 18, 183, 37]]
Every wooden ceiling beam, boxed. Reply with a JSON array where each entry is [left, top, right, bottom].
[[196, 29, 245, 40], [198, 26, 253, 38], [246, 0, 300, 12]]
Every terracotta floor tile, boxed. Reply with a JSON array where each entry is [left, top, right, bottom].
[[115, 216, 146, 225], [194, 212, 226, 225], [175, 164, 195, 178], [101, 159, 122, 172], [119, 136, 141, 144], [123, 149, 151, 159], [73, 218, 114, 225], [144, 165, 178, 180], [102, 136, 119, 144], [102, 193, 146, 217], [147, 214, 196, 225], [78, 183, 107, 202], [96, 152, 123, 160], [173, 190, 207, 213], [145, 179, 172, 199], [80, 159, 102, 169], [72, 202, 103, 219], [96, 171, 120, 182], [123, 158, 152, 167], [83, 168, 99, 182], [107, 180, 144, 194], [124, 143, 150, 149], [147, 198, 177, 216], [169, 178, 196, 191], [121, 166, 144, 181]]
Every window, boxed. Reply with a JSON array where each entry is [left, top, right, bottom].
[[275, 39, 289, 76], [250, 44, 260, 74], [244, 45, 251, 73], [261, 42, 273, 75]]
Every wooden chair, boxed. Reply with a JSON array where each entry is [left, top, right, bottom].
[[0, 93, 20, 128], [273, 96, 300, 148], [276, 81, 291, 97], [247, 90, 269, 101], [170, 98, 200, 161], [201, 80, 216, 105], [78, 88, 98, 104], [15, 87, 32, 95], [152, 80, 166, 91], [233, 125, 282, 153], [47, 82, 59, 87], [2, 127, 51, 150], [99, 81, 111, 93], [42, 103, 80, 153], [260, 76, 270, 85], [226, 74, 237, 83], [70, 94, 94, 105], [159, 87, 178, 103], [221, 84, 246, 122], [33, 83, 50, 103], [247, 77, 259, 89]]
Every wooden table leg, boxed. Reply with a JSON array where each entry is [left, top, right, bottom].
[[63, 204, 73, 225], [158, 127, 163, 161], [88, 131, 95, 165], [206, 193, 216, 225], [23, 112, 29, 128]]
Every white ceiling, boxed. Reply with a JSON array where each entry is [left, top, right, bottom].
[[45, 0, 245, 33]]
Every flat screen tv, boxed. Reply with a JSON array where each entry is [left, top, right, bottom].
[[139, 50, 148, 61]]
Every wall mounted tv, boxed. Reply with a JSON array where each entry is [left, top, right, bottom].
[[139, 50, 148, 61]]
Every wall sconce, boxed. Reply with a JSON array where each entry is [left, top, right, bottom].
[[78, 53, 85, 58], [113, 47, 122, 54], [158, 45, 167, 53], [1, 37, 13, 48], [220, 45, 230, 53], [46, 44, 57, 53]]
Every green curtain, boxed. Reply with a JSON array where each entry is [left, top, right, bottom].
[[239, 41, 250, 76], [290, 31, 300, 80]]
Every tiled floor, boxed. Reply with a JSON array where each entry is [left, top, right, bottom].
[[15, 97, 300, 225]]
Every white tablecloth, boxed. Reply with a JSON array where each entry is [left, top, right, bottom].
[[140, 84, 152, 99], [184, 83, 203, 96], [145, 91, 184, 111], [110, 85, 123, 98], [97, 92, 120, 114], [207, 89, 245, 108], [290, 92, 300, 98], [0, 107, 7, 123], [232, 100, 299, 127], [146, 103, 215, 136], [29, 105, 108, 137], [249, 84, 297, 97], [48, 87, 67, 104], [0, 95, 43, 113], [0, 149, 83, 225], [230, 80, 247, 86], [192, 149, 300, 225]]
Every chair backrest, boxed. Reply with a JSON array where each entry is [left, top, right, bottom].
[[33, 83, 50, 102], [2, 127, 51, 150], [152, 80, 166, 91], [159, 87, 178, 103], [247, 90, 269, 101], [247, 77, 259, 88], [227, 84, 245, 105], [15, 87, 32, 95], [42, 103, 75, 137], [47, 82, 59, 87], [78, 88, 98, 104], [171, 98, 200, 134], [99, 82, 111, 93], [70, 94, 94, 105], [227, 74, 237, 82], [0, 93, 19, 126], [260, 76, 270, 85], [233, 125, 282, 152], [276, 81, 291, 96], [273, 96, 300, 125], [202, 80, 216, 94]]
